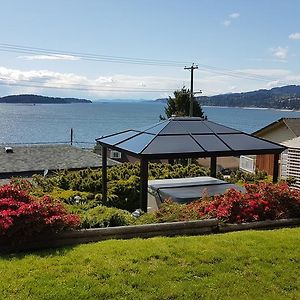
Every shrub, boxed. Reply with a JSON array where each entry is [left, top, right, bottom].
[[136, 200, 201, 224], [32, 163, 209, 211], [190, 182, 300, 223], [49, 189, 94, 205], [80, 206, 134, 228], [0, 185, 80, 243], [226, 169, 270, 184]]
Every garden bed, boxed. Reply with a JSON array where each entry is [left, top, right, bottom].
[[1, 218, 299, 253]]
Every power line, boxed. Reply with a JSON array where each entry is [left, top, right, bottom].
[[0, 43, 284, 83], [0, 43, 188, 67], [198, 65, 276, 82]]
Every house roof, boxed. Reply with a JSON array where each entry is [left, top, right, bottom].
[[0, 144, 118, 176], [96, 117, 286, 159], [253, 117, 300, 137], [282, 136, 300, 149]]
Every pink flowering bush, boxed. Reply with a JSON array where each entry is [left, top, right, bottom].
[[0, 184, 80, 243], [190, 182, 300, 223]]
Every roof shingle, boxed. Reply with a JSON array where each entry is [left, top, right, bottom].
[[0, 144, 118, 175]]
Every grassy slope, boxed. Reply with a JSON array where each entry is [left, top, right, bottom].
[[0, 228, 299, 300]]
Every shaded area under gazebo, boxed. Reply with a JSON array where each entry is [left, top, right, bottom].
[[96, 117, 286, 212]]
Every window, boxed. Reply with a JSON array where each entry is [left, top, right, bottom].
[[240, 155, 255, 173], [110, 150, 122, 159]]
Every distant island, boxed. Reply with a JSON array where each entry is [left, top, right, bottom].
[[0, 94, 92, 104], [156, 85, 300, 110]]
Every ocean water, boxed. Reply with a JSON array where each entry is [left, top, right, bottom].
[[1, 102, 300, 147]]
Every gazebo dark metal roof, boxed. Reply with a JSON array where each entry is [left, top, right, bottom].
[[96, 117, 286, 212], [97, 117, 285, 158]]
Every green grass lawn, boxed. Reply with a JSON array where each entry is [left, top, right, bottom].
[[0, 228, 299, 300]]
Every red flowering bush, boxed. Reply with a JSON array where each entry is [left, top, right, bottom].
[[189, 182, 300, 223], [0, 184, 80, 243]]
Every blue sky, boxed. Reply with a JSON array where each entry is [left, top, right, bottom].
[[0, 0, 299, 100]]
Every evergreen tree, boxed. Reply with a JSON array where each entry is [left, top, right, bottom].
[[161, 87, 206, 119]]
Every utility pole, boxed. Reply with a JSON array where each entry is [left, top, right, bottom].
[[70, 128, 73, 145], [184, 63, 198, 117]]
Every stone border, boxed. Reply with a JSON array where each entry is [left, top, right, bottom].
[[1, 218, 299, 253], [219, 218, 300, 232]]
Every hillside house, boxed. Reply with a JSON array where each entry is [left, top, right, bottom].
[[0, 144, 119, 180]]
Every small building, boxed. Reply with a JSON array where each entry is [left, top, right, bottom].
[[0, 144, 119, 179], [240, 117, 300, 177], [281, 136, 300, 188]]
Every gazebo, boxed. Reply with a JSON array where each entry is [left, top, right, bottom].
[[96, 117, 286, 211]]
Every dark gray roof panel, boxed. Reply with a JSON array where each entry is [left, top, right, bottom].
[[100, 130, 139, 146], [142, 135, 204, 155], [117, 133, 154, 153], [179, 120, 213, 134], [204, 121, 240, 134], [219, 133, 281, 151], [193, 135, 231, 152], [159, 121, 190, 134]]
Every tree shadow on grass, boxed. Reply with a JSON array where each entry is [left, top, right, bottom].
[[0, 243, 78, 260]]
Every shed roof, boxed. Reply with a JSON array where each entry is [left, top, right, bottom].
[[282, 136, 300, 149], [96, 117, 286, 159], [0, 144, 118, 176], [253, 117, 300, 137]]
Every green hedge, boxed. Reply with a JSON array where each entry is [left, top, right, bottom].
[[79, 206, 135, 228], [32, 162, 209, 211]]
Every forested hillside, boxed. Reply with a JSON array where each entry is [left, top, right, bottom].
[[197, 85, 300, 110], [0, 94, 92, 104]]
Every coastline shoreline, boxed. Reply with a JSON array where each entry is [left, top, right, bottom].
[[201, 105, 300, 112]]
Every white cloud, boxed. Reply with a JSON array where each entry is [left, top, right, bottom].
[[0, 66, 182, 99], [18, 54, 80, 61], [229, 12, 240, 19], [0, 66, 299, 99], [223, 12, 240, 26], [271, 46, 288, 60], [289, 32, 300, 40]]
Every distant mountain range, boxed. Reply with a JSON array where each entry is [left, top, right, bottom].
[[156, 85, 300, 110], [0, 94, 92, 104]]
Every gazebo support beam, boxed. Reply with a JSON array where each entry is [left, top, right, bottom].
[[102, 146, 107, 202], [210, 157, 217, 177], [140, 158, 149, 212], [273, 153, 280, 183]]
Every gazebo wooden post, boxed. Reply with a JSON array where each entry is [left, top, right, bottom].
[[210, 156, 217, 177], [101, 146, 107, 202], [272, 153, 280, 183], [140, 158, 149, 212]]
